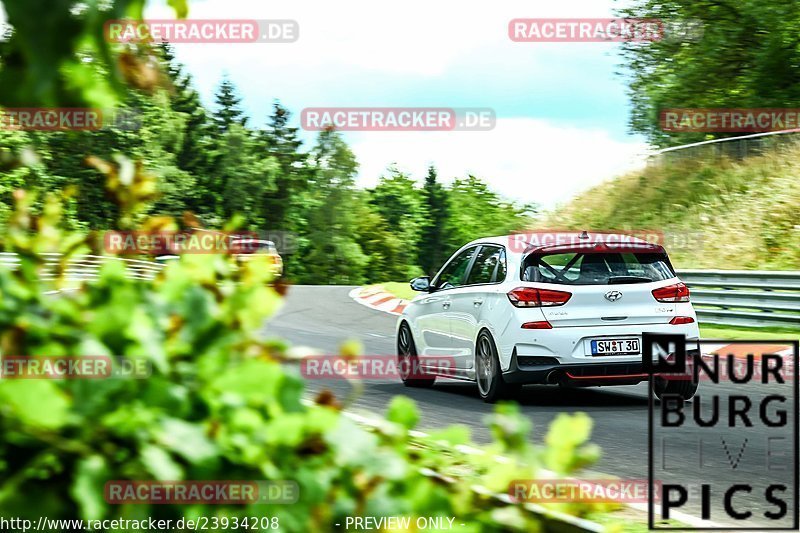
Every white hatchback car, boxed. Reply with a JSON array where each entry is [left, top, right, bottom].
[[396, 232, 700, 402]]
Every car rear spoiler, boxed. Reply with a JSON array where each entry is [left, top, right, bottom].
[[523, 241, 666, 255]]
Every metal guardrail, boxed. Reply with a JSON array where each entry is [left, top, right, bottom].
[[677, 269, 800, 328], [0, 254, 796, 329], [648, 129, 800, 167], [0, 252, 165, 282]]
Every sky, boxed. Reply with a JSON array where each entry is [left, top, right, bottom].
[[147, 0, 651, 210]]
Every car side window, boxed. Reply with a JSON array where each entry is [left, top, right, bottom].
[[494, 248, 507, 282], [434, 247, 477, 290], [466, 245, 504, 285]]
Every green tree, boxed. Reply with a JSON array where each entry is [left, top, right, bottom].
[[0, 130, 49, 228], [260, 102, 308, 230], [619, 0, 800, 146], [302, 129, 367, 284], [160, 44, 215, 215], [419, 165, 450, 276], [353, 192, 403, 283], [368, 167, 427, 280], [219, 125, 279, 224], [213, 77, 247, 134], [445, 175, 533, 250]]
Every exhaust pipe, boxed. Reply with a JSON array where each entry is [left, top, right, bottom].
[[545, 370, 561, 384]]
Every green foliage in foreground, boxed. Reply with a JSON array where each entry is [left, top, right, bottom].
[[0, 191, 610, 531], [548, 146, 800, 270], [0, 1, 607, 528]]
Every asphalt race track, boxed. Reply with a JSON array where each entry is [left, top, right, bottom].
[[264, 285, 797, 528]]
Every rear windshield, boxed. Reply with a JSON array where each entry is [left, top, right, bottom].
[[521, 252, 675, 285]]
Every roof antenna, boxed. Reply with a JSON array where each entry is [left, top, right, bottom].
[[579, 230, 590, 240]]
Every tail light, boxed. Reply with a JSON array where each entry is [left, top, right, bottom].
[[521, 321, 553, 329], [669, 316, 695, 325], [507, 287, 572, 307], [652, 282, 690, 303]]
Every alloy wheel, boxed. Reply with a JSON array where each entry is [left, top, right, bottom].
[[398, 325, 412, 379], [476, 335, 494, 396]]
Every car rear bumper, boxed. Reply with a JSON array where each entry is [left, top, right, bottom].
[[502, 348, 701, 386], [497, 321, 700, 372]]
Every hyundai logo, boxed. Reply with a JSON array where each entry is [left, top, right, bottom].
[[604, 290, 623, 302]]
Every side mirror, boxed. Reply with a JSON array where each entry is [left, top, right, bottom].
[[410, 276, 431, 292]]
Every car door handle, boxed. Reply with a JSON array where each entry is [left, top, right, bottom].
[[473, 298, 484, 306]]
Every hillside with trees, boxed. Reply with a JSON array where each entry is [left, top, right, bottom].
[[0, 45, 533, 284]]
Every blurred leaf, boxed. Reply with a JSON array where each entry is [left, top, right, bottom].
[[0, 379, 71, 429], [70, 455, 109, 521], [209, 360, 282, 405], [158, 418, 218, 465], [386, 396, 419, 430], [141, 444, 183, 480], [168, 0, 189, 18]]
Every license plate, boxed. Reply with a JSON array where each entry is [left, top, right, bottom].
[[591, 338, 640, 356]]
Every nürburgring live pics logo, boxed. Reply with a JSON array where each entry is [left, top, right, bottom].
[[644, 334, 798, 530]]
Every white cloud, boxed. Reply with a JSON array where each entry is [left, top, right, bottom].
[[347, 118, 648, 208], [143, 0, 650, 206], [153, 0, 628, 76]]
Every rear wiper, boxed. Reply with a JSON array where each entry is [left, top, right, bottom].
[[608, 276, 653, 284]]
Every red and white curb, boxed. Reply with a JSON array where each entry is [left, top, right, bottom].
[[707, 342, 793, 357], [349, 286, 409, 315], [702, 342, 794, 362]]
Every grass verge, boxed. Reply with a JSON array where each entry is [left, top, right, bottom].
[[545, 145, 800, 270], [376, 281, 417, 301], [700, 323, 800, 341]]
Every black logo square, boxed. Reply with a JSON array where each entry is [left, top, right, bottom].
[[643, 332, 687, 374]]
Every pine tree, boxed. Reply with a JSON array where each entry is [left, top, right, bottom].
[[158, 44, 217, 218], [158, 43, 181, 82], [419, 165, 451, 275], [213, 77, 247, 133], [261, 102, 307, 229]]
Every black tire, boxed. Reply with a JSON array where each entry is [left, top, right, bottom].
[[475, 330, 521, 403], [397, 322, 436, 388], [654, 376, 698, 401]]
